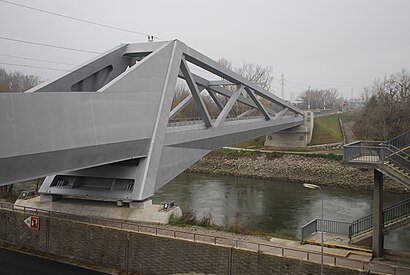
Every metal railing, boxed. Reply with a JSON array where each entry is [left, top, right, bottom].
[[383, 198, 410, 226], [385, 147, 410, 175], [343, 132, 410, 176], [303, 199, 410, 240], [301, 219, 351, 242], [343, 141, 386, 163], [2, 201, 410, 274], [167, 115, 266, 127], [387, 131, 410, 150], [349, 215, 373, 238]]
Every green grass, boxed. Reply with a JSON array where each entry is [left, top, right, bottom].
[[233, 135, 266, 148], [309, 114, 343, 145], [169, 209, 298, 241]]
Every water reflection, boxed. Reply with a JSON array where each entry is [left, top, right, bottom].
[[153, 172, 409, 251]]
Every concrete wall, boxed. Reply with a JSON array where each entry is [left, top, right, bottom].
[[0, 209, 365, 274], [265, 111, 314, 147]]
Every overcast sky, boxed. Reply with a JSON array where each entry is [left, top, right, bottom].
[[1, 0, 409, 99]]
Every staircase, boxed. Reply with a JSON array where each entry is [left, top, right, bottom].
[[343, 131, 410, 188], [301, 198, 410, 244]]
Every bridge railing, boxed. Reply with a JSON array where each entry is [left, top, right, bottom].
[[167, 115, 266, 127]]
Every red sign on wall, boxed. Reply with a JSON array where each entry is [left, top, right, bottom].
[[24, 216, 39, 230]]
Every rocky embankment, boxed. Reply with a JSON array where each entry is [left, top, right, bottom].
[[188, 151, 408, 192]]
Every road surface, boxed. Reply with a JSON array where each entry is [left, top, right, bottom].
[[0, 247, 108, 275]]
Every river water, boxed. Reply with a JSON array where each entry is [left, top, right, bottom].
[[153, 172, 410, 251]]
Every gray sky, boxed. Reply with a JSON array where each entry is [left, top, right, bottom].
[[1, 0, 409, 99]]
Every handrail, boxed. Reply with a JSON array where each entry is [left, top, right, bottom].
[[387, 131, 410, 149], [343, 134, 410, 176], [167, 115, 266, 127], [301, 219, 351, 242], [302, 199, 410, 240], [2, 201, 410, 274]]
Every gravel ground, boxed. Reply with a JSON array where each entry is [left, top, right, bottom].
[[188, 151, 408, 192]]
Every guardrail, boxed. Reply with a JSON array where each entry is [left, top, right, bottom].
[[1, 201, 410, 274], [302, 199, 410, 240]]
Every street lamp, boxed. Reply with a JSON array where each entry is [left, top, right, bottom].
[[303, 183, 324, 275]]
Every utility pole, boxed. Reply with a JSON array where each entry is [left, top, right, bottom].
[[281, 73, 285, 100], [307, 85, 311, 110]]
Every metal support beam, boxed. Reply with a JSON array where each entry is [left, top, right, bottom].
[[208, 80, 234, 86], [169, 87, 205, 120], [206, 88, 224, 111], [274, 108, 289, 120], [244, 87, 270, 120], [373, 169, 384, 257], [180, 57, 212, 128], [237, 108, 257, 118], [214, 85, 243, 127]]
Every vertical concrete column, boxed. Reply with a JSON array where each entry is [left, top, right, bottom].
[[372, 169, 384, 257]]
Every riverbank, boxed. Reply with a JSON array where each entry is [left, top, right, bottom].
[[188, 150, 408, 193]]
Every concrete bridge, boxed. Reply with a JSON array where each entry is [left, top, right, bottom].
[[0, 40, 304, 204]]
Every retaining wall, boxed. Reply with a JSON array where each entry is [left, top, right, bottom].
[[0, 208, 368, 274]]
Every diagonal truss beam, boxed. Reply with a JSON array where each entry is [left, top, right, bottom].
[[244, 87, 270, 120], [180, 57, 212, 127], [206, 88, 224, 111], [182, 46, 304, 116], [169, 87, 205, 120], [274, 108, 289, 119], [214, 85, 243, 127]]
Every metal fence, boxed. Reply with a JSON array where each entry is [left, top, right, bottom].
[[301, 219, 351, 242], [2, 201, 410, 274]]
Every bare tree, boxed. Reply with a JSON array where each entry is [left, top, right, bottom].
[[0, 68, 41, 92], [354, 69, 410, 140], [298, 88, 341, 110]]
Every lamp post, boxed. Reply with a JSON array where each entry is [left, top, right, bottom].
[[303, 183, 324, 275]]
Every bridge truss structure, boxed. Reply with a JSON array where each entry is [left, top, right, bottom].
[[0, 40, 304, 202]]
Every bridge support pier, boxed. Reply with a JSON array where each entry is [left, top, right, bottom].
[[373, 169, 384, 257]]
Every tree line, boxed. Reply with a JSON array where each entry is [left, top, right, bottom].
[[0, 68, 41, 93], [354, 69, 410, 140]]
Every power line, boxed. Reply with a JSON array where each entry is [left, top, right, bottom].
[[286, 76, 363, 84], [0, 53, 77, 66], [0, 0, 163, 41], [0, 61, 74, 72], [0, 36, 101, 54]]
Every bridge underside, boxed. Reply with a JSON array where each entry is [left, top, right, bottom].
[[0, 40, 304, 202]]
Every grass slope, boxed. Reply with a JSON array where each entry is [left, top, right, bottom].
[[309, 114, 343, 145]]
